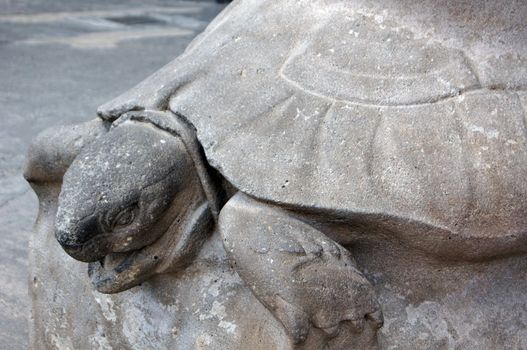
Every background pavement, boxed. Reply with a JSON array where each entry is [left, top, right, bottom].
[[0, 1, 225, 348]]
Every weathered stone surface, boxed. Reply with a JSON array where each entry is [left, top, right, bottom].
[[25, 0, 527, 349], [31, 224, 290, 349]]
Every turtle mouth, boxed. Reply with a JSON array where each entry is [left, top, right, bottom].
[[58, 227, 169, 293], [72, 202, 214, 293], [57, 231, 122, 263], [98, 251, 134, 272], [87, 248, 159, 293]]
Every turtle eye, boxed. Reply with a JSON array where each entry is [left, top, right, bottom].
[[112, 205, 137, 228]]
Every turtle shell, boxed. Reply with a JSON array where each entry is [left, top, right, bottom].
[[108, 1, 527, 242]]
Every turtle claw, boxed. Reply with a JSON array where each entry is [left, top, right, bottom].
[[273, 295, 311, 345], [366, 309, 384, 330]]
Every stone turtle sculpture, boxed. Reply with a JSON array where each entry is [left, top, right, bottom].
[[45, 110, 383, 349], [25, 0, 527, 349]]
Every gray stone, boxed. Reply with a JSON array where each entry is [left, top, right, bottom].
[[25, 0, 527, 349]]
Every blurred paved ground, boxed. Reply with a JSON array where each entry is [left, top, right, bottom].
[[0, 1, 225, 348]]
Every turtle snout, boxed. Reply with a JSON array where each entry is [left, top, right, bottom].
[[55, 230, 84, 250], [55, 219, 106, 263], [55, 214, 100, 248]]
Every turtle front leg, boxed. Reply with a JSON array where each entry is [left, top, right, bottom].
[[219, 193, 383, 349]]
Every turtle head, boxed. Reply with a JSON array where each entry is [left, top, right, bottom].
[[55, 117, 214, 293]]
